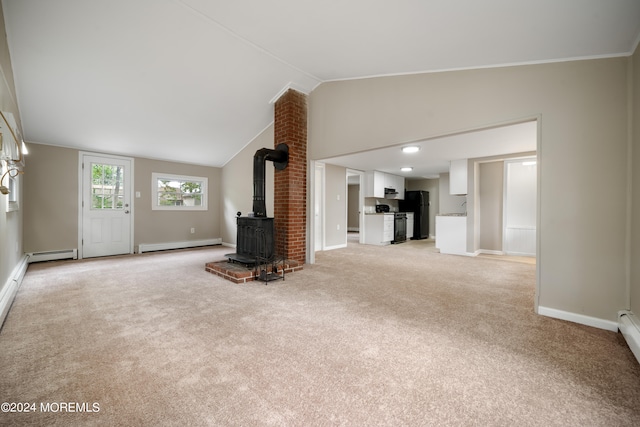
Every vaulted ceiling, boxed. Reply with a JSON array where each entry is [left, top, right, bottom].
[[3, 0, 640, 170]]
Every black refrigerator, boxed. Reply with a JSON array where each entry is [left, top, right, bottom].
[[399, 191, 429, 240]]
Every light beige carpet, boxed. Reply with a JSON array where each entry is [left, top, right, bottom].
[[0, 240, 639, 426]]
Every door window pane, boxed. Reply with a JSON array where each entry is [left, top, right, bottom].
[[91, 163, 124, 210]]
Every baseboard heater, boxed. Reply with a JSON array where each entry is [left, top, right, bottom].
[[0, 254, 29, 329], [27, 249, 78, 263], [137, 238, 222, 254], [619, 310, 640, 364]]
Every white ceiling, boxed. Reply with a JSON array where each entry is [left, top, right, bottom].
[[332, 120, 537, 180], [3, 0, 640, 172]]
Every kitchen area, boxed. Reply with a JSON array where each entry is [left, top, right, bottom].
[[334, 121, 538, 258], [361, 170, 427, 245], [364, 171, 428, 245], [354, 151, 536, 258], [359, 166, 467, 251]]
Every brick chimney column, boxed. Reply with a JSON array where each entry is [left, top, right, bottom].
[[274, 89, 307, 264]]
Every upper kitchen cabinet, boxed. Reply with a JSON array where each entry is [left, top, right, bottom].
[[449, 159, 468, 195], [365, 171, 405, 199], [365, 170, 385, 198], [385, 173, 405, 199]]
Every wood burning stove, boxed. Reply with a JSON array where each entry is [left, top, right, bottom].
[[226, 144, 288, 266], [232, 216, 274, 264]]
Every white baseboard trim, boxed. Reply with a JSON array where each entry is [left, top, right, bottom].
[[440, 250, 475, 257], [506, 251, 536, 257], [619, 311, 640, 364], [138, 238, 222, 253], [538, 306, 618, 331], [0, 254, 30, 329], [474, 249, 506, 256], [323, 243, 348, 251], [221, 242, 236, 249], [27, 249, 77, 263]]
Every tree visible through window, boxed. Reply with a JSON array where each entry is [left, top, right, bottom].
[[91, 163, 124, 209], [158, 178, 202, 206], [152, 173, 208, 210]]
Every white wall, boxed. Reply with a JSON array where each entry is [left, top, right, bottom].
[[324, 163, 347, 249]]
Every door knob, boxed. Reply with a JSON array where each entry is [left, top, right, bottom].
[[125, 210, 130, 214]]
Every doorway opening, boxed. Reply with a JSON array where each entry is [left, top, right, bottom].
[[474, 154, 537, 259], [309, 118, 540, 311]]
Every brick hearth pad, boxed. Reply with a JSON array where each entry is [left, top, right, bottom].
[[205, 259, 303, 284]]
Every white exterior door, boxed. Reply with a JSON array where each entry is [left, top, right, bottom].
[[81, 153, 133, 258]]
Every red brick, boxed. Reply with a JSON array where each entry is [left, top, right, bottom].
[[274, 89, 307, 264]]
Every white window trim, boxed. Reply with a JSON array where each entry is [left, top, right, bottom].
[[152, 172, 208, 211]]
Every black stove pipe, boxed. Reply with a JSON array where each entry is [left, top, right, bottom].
[[252, 143, 288, 217]]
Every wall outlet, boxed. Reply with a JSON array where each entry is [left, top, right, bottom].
[[190, 227, 195, 234], [337, 224, 340, 230]]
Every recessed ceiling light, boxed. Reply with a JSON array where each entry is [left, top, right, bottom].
[[401, 167, 413, 172], [402, 146, 420, 153]]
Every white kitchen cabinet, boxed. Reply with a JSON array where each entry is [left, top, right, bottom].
[[449, 159, 468, 195], [406, 212, 414, 240], [385, 173, 405, 199], [435, 215, 467, 255], [364, 171, 404, 200], [364, 213, 394, 245], [364, 171, 385, 198], [383, 215, 394, 242]]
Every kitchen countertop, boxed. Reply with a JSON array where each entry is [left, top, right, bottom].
[[365, 211, 413, 215], [367, 212, 461, 216]]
